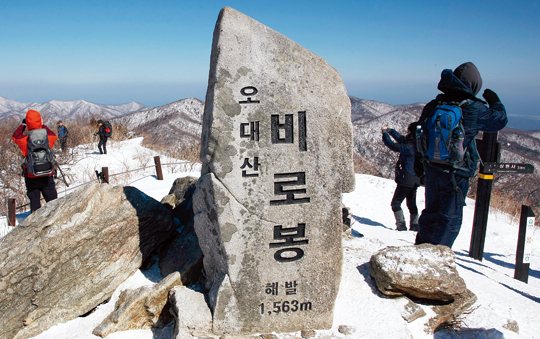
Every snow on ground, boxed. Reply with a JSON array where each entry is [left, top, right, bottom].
[[337, 175, 539, 339], [2, 139, 539, 339]]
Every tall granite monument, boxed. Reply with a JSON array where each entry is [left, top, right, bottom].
[[193, 7, 355, 335]]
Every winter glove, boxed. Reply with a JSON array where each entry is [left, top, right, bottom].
[[482, 89, 501, 107]]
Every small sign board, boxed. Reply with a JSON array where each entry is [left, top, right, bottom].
[[524, 216, 535, 264], [483, 162, 534, 174]]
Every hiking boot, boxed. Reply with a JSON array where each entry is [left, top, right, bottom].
[[394, 210, 407, 231], [409, 214, 419, 231]]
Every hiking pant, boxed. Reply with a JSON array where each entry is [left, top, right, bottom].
[[98, 137, 107, 154], [25, 176, 58, 212], [60, 137, 67, 152], [391, 185, 418, 215], [415, 165, 469, 248]]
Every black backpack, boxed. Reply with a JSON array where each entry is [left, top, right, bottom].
[[24, 129, 55, 176], [103, 121, 112, 137]]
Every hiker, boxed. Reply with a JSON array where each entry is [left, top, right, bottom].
[[95, 120, 108, 154], [382, 124, 421, 231], [57, 120, 69, 152], [12, 110, 58, 212], [415, 62, 507, 248]]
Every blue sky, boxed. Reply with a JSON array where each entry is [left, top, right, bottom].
[[1, 0, 539, 126]]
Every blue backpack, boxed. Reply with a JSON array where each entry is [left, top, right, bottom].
[[417, 100, 470, 169]]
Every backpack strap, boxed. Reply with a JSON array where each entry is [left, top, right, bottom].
[[450, 170, 467, 207]]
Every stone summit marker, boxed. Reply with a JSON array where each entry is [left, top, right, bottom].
[[193, 7, 355, 335]]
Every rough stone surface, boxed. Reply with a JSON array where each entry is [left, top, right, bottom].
[[300, 329, 316, 338], [425, 289, 478, 334], [169, 285, 213, 338], [0, 183, 174, 339], [503, 319, 519, 334], [401, 299, 426, 323], [259, 335, 278, 339], [159, 177, 204, 283], [337, 325, 356, 335], [93, 272, 183, 337], [369, 244, 467, 301], [193, 7, 354, 336], [161, 176, 198, 225], [168, 176, 198, 201], [158, 224, 204, 284]]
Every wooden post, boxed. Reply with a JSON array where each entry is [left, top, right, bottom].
[[469, 132, 501, 261], [515, 205, 534, 283], [8, 198, 16, 226], [102, 167, 109, 184], [154, 156, 164, 180]]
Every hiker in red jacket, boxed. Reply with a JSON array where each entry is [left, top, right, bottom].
[[12, 110, 58, 212]]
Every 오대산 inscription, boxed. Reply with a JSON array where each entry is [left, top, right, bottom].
[[193, 6, 355, 335]]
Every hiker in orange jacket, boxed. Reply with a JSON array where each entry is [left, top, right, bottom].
[[12, 110, 58, 212]]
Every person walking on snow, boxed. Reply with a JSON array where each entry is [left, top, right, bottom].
[[95, 119, 108, 154], [415, 62, 507, 248], [12, 110, 58, 212], [57, 120, 69, 152], [382, 124, 421, 231]]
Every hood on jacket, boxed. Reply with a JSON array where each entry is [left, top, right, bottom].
[[437, 62, 483, 98], [26, 110, 43, 131], [453, 62, 482, 96]]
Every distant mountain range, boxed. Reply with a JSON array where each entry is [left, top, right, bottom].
[[2, 95, 538, 180], [0, 96, 149, 124], [113, 98, 204, 149]]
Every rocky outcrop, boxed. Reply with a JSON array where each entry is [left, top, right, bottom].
[[158, 225, 204, 285], [0, 183, 174, 339], [369, 244, 467, 301], [160, 176, 197, 226], [93, 272, 182, 337], [159, 176, 204, 283]]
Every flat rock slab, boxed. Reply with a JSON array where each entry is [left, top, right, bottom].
[[194, 6, 354, 336], [0, 183, 173, 339]]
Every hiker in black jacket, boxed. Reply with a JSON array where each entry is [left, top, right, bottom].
[[95, 120, 108, 155], [415, 62, 507, 248], [382, 124, 421, 231]]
